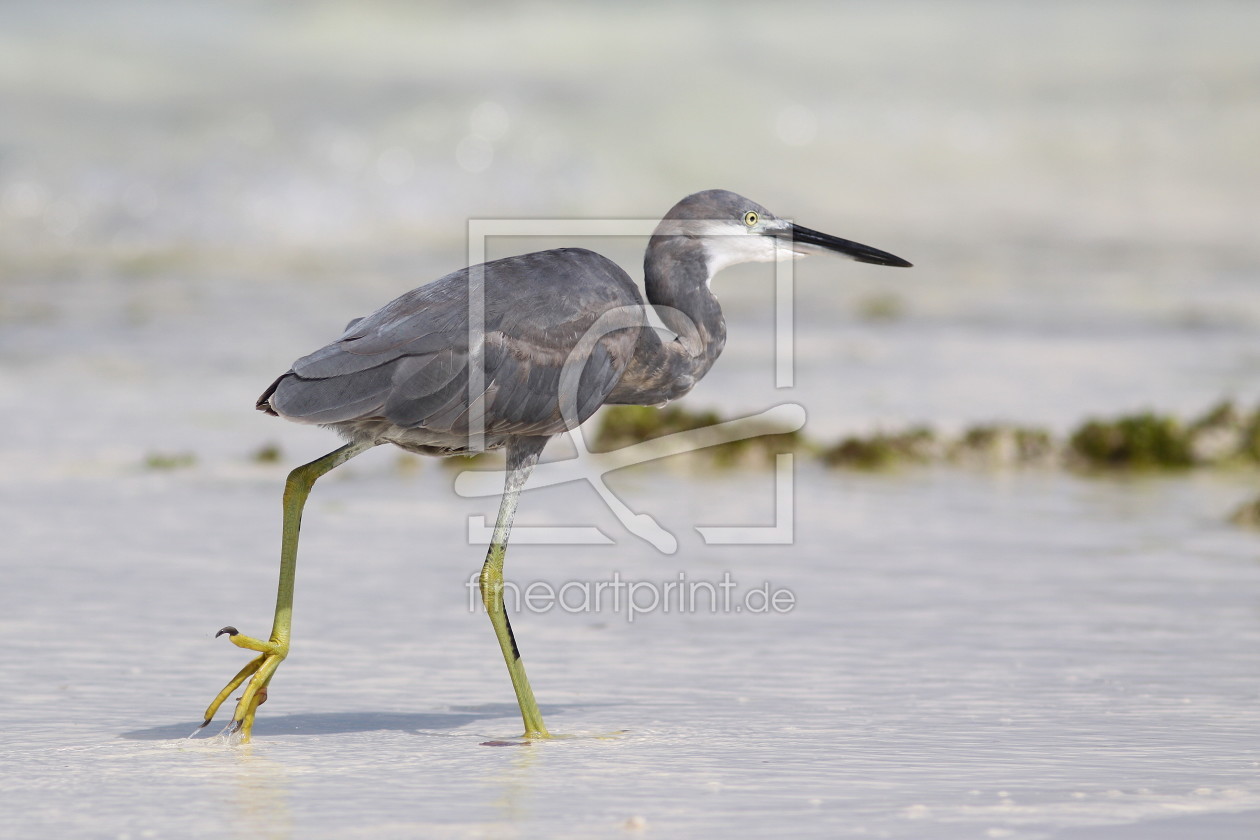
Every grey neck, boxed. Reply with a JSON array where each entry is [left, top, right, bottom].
[[604, 235, 731, 406], [641, 235, 727, 394]]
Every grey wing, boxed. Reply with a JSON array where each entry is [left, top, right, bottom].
[[259, 249, 644, 448]]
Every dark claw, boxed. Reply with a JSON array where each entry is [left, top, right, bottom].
[[197, 719, 212, 730], [216, 626, 239, 638]]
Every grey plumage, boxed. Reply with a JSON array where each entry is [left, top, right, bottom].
[[260, 248, 641, 454], [259, 189, 911, 457]]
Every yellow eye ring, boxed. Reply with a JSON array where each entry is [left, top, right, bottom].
[[743, 210, 759, 227]]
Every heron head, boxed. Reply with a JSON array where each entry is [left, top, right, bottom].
[[654, 189, 912, 277]]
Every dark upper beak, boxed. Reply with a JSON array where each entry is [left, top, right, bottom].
[[781, 224, 913, 268]]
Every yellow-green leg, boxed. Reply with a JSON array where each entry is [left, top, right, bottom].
[[200, 440, 375, 740], [480, 437, 550, 738]]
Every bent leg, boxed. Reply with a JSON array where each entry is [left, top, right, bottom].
[[200, 440, 376, 740]]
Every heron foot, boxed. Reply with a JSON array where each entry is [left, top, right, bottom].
[[198, 626, 287, 742]]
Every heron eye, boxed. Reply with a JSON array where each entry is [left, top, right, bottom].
[[743, 211, 759, 227]]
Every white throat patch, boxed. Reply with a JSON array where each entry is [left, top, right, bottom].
[[696, 221, 801, 286]]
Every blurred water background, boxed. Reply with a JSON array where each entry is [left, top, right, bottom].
[[1, 2, 1258, 838]]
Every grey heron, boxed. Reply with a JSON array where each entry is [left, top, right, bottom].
[[199, 189, 911, 741]]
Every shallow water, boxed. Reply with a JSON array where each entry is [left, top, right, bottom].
[[1, 1, 1259, 838], [3, 464, 1259, 838]]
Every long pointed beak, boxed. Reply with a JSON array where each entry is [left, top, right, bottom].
[[781, 224, 913, 268]]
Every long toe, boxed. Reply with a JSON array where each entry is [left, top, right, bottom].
[[199, 627, 288, 742]]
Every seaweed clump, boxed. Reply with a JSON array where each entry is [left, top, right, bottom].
[[594, 404, 722, 450], [144, 451, 197, 470], [949, 424, 1056, 467], [706, 423, 805, 468], [251, 443, 282, 464], [1068, 401, 1260, 470], [1185, 400, 1260, 466], [1067, 412, 1195, 470], [820, 427, 936, 471], [1242, 407, 1260, 464], [593, 404, 803, 468], [1229, 495, 1260, 529]]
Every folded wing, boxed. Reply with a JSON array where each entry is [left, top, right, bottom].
[[260, 249, 643, 442]]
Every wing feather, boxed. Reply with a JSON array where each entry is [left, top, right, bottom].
[[265, 362, 393, 423], [261, 249, 645, 443]]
